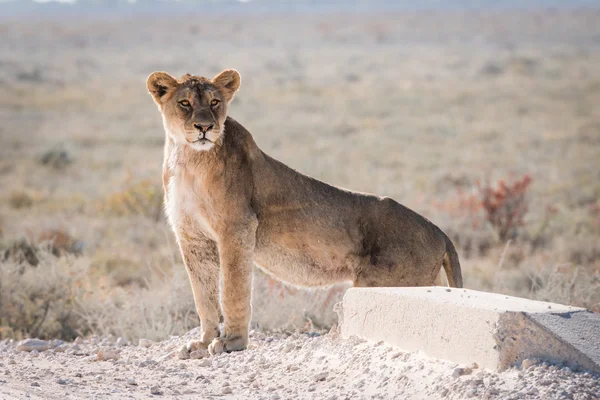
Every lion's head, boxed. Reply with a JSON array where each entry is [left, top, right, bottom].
[[147, 70, 241, 151]]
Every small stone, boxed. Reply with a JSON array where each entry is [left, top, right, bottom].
[[150, 385, 163, 395], [521, 359, 537, 370], [527, 386, 539, 395], [313, 371, 328, 382], [190, 350, 208, 359], [16, 339, 53, 352], [40, 145, 72, 169], [30, 349, 39, 357], [96, 349, 119, 361], [138, 359, 158, 368], [198, 359, 212, 367], [74, 337, 83, 345], [470, 362, 479, 370], [126, 378, 137, 386], [222, 387, 232, 394], [54, 344, 68, 353], [452, 367, 472, 378], [56, 378, 67, 385], [139, 339, 154, 348], [74, 373, 82, 378], [90, 337, 99, 345], [177, 347, 190, 360], [116, 337, 128, 346], [95, 375, 103, 381], [31, 382, 40, 387], [281, 342, 294, 353]]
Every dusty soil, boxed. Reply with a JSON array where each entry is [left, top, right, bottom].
[[1, 331, 599, 400]]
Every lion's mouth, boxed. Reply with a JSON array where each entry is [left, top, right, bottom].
[[189, 138, 212, 145]]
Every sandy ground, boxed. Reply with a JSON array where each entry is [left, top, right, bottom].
[[1, 331, 599, 400], [1, 6, 599, 400]]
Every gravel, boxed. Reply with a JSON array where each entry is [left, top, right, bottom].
[[0, 329, 599, 399]]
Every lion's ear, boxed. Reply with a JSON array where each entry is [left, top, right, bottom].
[[212, 69, 241, 103], [147, 72, 178, 106]]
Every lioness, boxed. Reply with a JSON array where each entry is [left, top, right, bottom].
[[147, 69, 462, 355]]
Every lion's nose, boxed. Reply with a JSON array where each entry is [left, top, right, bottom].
[[194, 123, 214, 133]]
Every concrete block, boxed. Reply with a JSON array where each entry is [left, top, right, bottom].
[[339, 287, 600, 372]]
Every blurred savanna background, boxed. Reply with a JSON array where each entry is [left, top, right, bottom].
[[1, 0, 599, 342]]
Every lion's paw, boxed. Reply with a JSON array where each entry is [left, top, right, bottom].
[[178, 340, 210, 360], [208, 336, 248, 355]]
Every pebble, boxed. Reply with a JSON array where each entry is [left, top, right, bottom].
[[126, 378, 137, 386], [16, 339, 53, 352], [116, 337, 128, 346], [56, 378, 67, 385], [96, 349, 120, 361], [198, 359, 212, 367], [521, 359, 538, 370], [190, 350, 209, 359], [222, 387, 233, 394], [138, 360, 158, 368], [314, 371, 329, 382], [74, 337, 84, 345], [31, 382, 40, 387], [139, 339, 155, 348], [452, 367, 472, 378], [54, 344, 68, 353], [281, 342, 294, 353], [150, 385, 163, 395], [177, 348, 190, 360]]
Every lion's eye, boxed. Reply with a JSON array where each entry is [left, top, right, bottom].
[[210, 99, 220, 107], [179, 100, 191, 108]]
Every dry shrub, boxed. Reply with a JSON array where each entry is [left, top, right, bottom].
[[530, 266, 600, 313], [76, 265, 199, 342], [98, 179, 163, 220], [0, 239, 343, 342], [480, 175, 532, 241], [8, 190, 35, 209], [251, 269, 346, 331], [2, 239, 42, 267], [0, 249, 88, 340], [89, 253, 148, 288], [2, 230, 82, 267], [0, 246, 199, 342], [434, 174, 533, 252], [40, 145, 73, 169]]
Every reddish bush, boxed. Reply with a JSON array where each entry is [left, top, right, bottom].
[[434, 174, 533, 241], [479, 175, 532, 241]]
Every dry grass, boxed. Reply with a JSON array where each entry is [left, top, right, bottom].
[[0, 8, 599, 341]]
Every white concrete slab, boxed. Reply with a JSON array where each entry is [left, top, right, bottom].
[[339, 287, 600, 372]]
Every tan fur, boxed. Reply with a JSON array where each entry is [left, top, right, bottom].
[[147, 70, 463, 355]]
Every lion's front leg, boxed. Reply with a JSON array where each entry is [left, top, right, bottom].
[[209, 220, 257, 354], [178, 237, 221, 358]]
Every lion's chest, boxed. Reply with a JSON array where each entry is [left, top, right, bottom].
[[165, 171, 218, 241]]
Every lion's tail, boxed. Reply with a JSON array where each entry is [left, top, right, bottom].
[[441, 233, 463, 288]]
